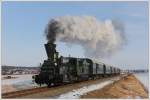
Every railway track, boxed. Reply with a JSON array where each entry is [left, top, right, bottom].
[[2, 75, 123, 98], [2, 87, 49, 98], [2, 83, 72, 98]]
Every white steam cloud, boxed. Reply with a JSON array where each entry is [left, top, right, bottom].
[[45, 15, 126, 58]]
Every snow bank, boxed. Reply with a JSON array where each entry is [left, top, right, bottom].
[[134, 73, 149, 91], [2, 75, 39, 93], [57, 77, 120, 99], [2, 75, 33, 85]]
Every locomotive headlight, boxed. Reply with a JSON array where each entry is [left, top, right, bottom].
[[55, 63, 57, 66]]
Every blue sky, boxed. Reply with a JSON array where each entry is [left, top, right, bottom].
[[2, 1, 149, 69]]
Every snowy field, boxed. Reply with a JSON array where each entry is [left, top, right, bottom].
[[1, 74, 40, 93], [56, 76, 121, 99], [134, 73, 149, 91]]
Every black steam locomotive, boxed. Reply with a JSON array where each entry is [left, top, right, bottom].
[[33, 42, 121, 87]]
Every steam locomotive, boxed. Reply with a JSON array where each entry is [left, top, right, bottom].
[[33, 42, 121, 87]]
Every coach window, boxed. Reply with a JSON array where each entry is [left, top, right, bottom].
[[82, 67, 84, 73]]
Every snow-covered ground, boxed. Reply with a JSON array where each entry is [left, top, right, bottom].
[[2, 74, 40, 93], [56, 77, 121, 99], [134, 73, 149, 91], [2, 75, 34, 85]]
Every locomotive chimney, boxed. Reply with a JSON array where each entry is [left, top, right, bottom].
[[44, 42, 58, 63]]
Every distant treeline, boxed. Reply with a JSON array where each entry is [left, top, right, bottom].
[[2, 65, 39, 69], [125, 69, 149, 73], [2, 65, 40, 75]]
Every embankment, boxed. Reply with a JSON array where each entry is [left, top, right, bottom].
[[81, 74, 148, 99]]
